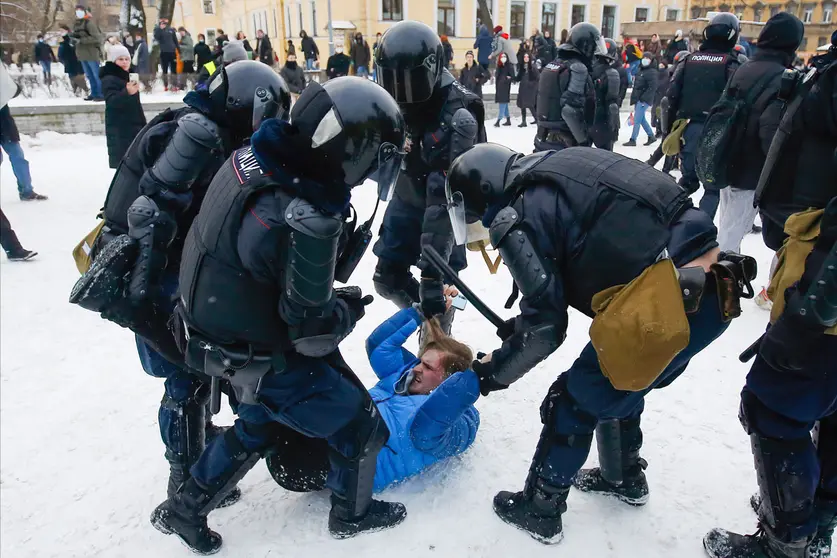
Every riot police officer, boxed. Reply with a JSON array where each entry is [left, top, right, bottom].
[[703, 34, 837, 558], [372, 21, 486, 329], [444, 143, 756, 544], [150, 77, 408, 554], [533, 22, 604, 152], [69, 61, 290, 511], [665, 13, 742, 219], [590, 37, 622, 151]]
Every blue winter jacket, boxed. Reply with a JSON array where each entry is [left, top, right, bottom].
[[366, 307, 481, 491], [474, 25, 493, 66]]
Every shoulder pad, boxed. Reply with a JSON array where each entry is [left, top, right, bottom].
[[178, 112, 222, 150], [450, 108, 478, 138], [284, 197, 343, 239], [569, 62, 589, 77], [489, 206, 520, 247], [440, 68, 457, 88]]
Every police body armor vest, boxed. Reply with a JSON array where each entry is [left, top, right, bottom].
[[509, 148, 691, 315], [179, 147, 291, 350], [592, 63, 610, 122], [536, 57, 570, 128], [678, 52, 731, 120]]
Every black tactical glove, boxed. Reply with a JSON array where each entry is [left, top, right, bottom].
[[471, 357, 509, 396], [335, 286, 374, 325], [759, 313, 826, 374], [419, 277, 447, 318], [496, 317, 516, 341]]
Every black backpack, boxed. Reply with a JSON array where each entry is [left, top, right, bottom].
[[696, 69, 780, 189]]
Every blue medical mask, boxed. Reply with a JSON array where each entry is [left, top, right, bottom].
[[641, 57, 651, 67]]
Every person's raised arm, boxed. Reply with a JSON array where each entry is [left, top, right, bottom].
[[409, 370, 480, 458], [366, 307, 422, 379]]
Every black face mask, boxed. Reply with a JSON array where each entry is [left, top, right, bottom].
[[286, 60, 297, 69]]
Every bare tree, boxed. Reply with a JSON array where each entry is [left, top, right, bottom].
[[477, 0, 494, 31], [156, 0, 174, 23], [0, 0, 64, 60], [120, 0, 145, 36]]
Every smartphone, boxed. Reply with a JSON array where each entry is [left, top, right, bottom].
[[129, 73, 139, 83], [451, 293, 468, 311]]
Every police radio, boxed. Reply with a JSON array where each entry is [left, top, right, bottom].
[[334, 198, 380, 284]]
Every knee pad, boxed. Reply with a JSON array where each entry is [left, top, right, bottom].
[[265, 425, 330, 493], [160, 391, 207, 467]]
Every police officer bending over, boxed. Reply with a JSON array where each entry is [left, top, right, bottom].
[[534, 22, 603, 152], [444, 143, 757, 544], [150, 77, 408, 554], [69, 61, 290, 513], [371, 21, 486, 330], [704, 33, 837, 558], [665, 13, 741, 218]]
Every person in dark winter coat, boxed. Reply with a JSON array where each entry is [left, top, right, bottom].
[[280, 52, 306, 93], [651, 61, 670, 135], [100, 44, 146, 168], [441, 35, 454, 69], [154, 19, 180, 90], [459, 50, 489, 98], [715, 13, 804, 254], [543, 30, 558, 61], [255, 30, 273, 65], [286, 39, 296, 56], [665, 30, 687, 63], [326, 45, 351, 79], [133, 33, 150, 75], [299, 30, 319, 69], [214, 30, 228, 56], [494, 53, 514, 126], [614, 56, 629, 106], [516, 40, 531, 70], [194, 33, 213, 68], [350, 32, 371, 77], [474, 25, 493, 69], [57, 26, 88, 95], [236, 32, 253, 56], [516, 53, 540, 127], [625, 52, 658, 146], [34, 35, 57, 85]]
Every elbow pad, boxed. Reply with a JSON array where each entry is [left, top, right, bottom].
[[490, 207, 551, 298], [140, 113, 222, 199], [490, 323, 565, 388], [126, 195, 177, 304], [449, 108, 478, 162], [284, 198, 343, 308]]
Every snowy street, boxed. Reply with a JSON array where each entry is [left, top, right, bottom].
[[1, 123, 776, 558]]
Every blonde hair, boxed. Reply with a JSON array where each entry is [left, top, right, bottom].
[[418, 318, 474, 379]]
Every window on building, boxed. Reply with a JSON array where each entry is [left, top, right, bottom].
[[770, 5, 781, 16], [602, 6, 616, 38], [476, 1, 494, 34], [541, 2, 556, 35], [691, 6, 702, 18], [311, 1, 317, 36], [206, 29, 216, 44], [786, 1, 799, 16], [802, 3, 814, 22], [571, 4, 585, 25], [382, 0, 403, 21], [298, 4, 304, 34], [666, 8, 680, 20], [203, 0, 213, 14], [56, 0, 63, 11], [285, 4, 292, 36], [799, 37, 808, 50], [824, 3, 834, 22], [753, 6, 763, 21], [510, 1, 526, 38], [635, 7, 649, 21], [438, 0, 456, 36]]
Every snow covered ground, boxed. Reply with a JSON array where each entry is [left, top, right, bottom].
[[1, 123, 775, 558]]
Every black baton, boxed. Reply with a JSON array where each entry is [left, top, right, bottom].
[[422, 246, 506, 330], [739, 335, 763, 363], [209, 376, 222, 415]]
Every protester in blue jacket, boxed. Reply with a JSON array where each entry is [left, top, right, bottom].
[[267, 301, 481, 492], [474, 24, 493, 69]]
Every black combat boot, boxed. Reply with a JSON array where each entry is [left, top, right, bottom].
[[573, 418, 650, 506], [151, 478, 225, 555], [152, 429, 261, 554], [503, 117, 512, 126], [493, 480, 569, 544], [811, 498, 837, 558], [704, 524, 811, 558], [328, 401, 406, 538]]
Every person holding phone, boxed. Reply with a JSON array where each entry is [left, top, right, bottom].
[[100, 44, 146, 168], [266, 286, 482, 494]]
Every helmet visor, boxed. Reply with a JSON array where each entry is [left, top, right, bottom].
[[445, 182, 468, 246], [376, 54, 437, 104], [594, 35, 608, 57], [376, 142, 405, 201], [252, 86, 282, 132]]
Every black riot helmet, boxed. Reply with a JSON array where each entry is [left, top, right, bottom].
[[207, 60, 291, 143], [288, 77, 406, 197], [563, 22, 608, 63], [703, 12, 740, 48], [604, 38, 619, 60], [375, 21, 445, 105], [445, 143, 521, 245]]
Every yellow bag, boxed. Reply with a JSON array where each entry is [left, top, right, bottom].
[[767, 208, 837, 335], [72, 221, 105, 275], [589, 259, 691, 391], [662, 118, 688, 156], [465, 222, 503, 274]]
